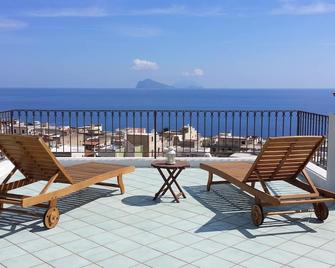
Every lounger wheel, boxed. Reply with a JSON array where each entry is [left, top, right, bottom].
[[313, 202, 329, 221], [251, 204, 264, 226], [43, 207, 60, 229]]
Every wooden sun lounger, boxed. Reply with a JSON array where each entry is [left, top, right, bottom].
[[0, 134, 135, 229], [200, 136, 335, 226]]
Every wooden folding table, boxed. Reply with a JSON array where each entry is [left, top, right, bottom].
[[151, 160, 189, 203]]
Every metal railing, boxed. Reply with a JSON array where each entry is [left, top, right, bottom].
[[0, 109, 329, 169], [297, 111, 329, 169]]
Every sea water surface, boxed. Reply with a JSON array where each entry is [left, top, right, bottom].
[[0, 88, 334, 114]]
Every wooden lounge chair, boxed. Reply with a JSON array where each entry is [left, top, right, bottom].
[[201, 136, 335, 226], [0, 134, 135, 229]]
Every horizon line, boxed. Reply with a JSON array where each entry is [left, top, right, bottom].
[[0, 87, 333, 90]]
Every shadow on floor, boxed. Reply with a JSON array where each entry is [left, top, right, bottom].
[[184, 184, 322, 238], [0, 187, 118, 238], [121, 195, 160, 207]]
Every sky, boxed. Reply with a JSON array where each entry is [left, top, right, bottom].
[[0, 0, 335, 88]]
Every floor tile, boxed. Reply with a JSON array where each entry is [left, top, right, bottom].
[[78, 246, 118, 262], [47, 231, 82, 245], [152, 214, 181, 225], [145, 255, 187, 268], [5, 231, 40, 244], [0, 245, 27, 261], [151, 226, 183, 238], [214, 247, 253, 264], [62, 238, 100, 253], [170, 232, 204, 246], [320, 240, 335, 253], [95, 219, 126, 231], [147, 238, 184, 253], [124, 246, 162, 262], [261, 247, 299, 264], [18, 237, 55, 253], [105, 239, 142, 253], [306, 248, 335, 265], [97, 254, 139, 268], [49, 254, 91, 268], [1, 253, 43, 268], [276, 240, 314, 256], [0, 239, 12, 249], [192, 255, 235, 267], [190, 238, 227, 254], [33, 246, 73, 262], [232, 240, 270, 255], [292, 234, 329, 248], [114, 225, 144, 238], [289, 256, 331, 268], [171, 219, 200, 231], [209, 232, 246, 246], [72, 225, 105, 237], [134, 219, 163, 231], [129, 231, 162, 245], [169, 247, 208, 263], [87, 231, 123, 245], [240, 256, 282, 268]]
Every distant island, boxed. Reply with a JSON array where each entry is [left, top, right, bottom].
[[135, 78, 203, 89], [135, 79, 174, 89]]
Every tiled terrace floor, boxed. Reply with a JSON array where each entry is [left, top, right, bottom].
[[1, 167, 335, 268]]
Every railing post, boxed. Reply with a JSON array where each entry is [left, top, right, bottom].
[[10, 110, 14, 134], [327, 114, 335, 190], [154, 111, 157, 159], [296, 111, 301, 136]]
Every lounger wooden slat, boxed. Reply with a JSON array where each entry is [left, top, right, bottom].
[[0, 134, 135, 229], [201, 136, 335, 226]]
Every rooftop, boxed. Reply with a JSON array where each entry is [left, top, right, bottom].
[[1, 163, 335, 268]]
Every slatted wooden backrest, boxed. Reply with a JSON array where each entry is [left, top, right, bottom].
[[0, 134, 73, 184], [244, 136, 324, 182]]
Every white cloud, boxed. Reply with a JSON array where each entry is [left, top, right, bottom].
[[272, 1, 335, 15], [182, 68, 204, 77], [132, 59, 159, 71], [24, 5, 224, 18], [124, 5, 225, 17], [0, 18, 27, 29], [26, 7, 107, 17]]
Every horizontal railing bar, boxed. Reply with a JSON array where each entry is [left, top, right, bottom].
[[1, 109, 303, 113]]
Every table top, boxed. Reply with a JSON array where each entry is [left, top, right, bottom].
[[151, 160, 190, 169]]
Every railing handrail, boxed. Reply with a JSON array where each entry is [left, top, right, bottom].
[[1, 109, 302, 112], [0, 109, 328, 117]]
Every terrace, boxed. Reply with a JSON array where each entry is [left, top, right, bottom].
[[1, 109, 335, 267]]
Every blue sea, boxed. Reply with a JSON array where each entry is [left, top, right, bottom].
[[0, 88, 334, 114]]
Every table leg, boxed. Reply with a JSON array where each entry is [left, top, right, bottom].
[[153, 168, 176, 198], [161, 168, 185, 198], [160, 168, 180, 196], [153, 168, 180, 202]]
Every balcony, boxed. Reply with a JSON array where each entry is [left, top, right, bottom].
[[1, 109, 335, 267]]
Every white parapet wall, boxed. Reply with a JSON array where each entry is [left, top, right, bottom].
[[326, 114, 335, 191], [58, 155, 257, 168]]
